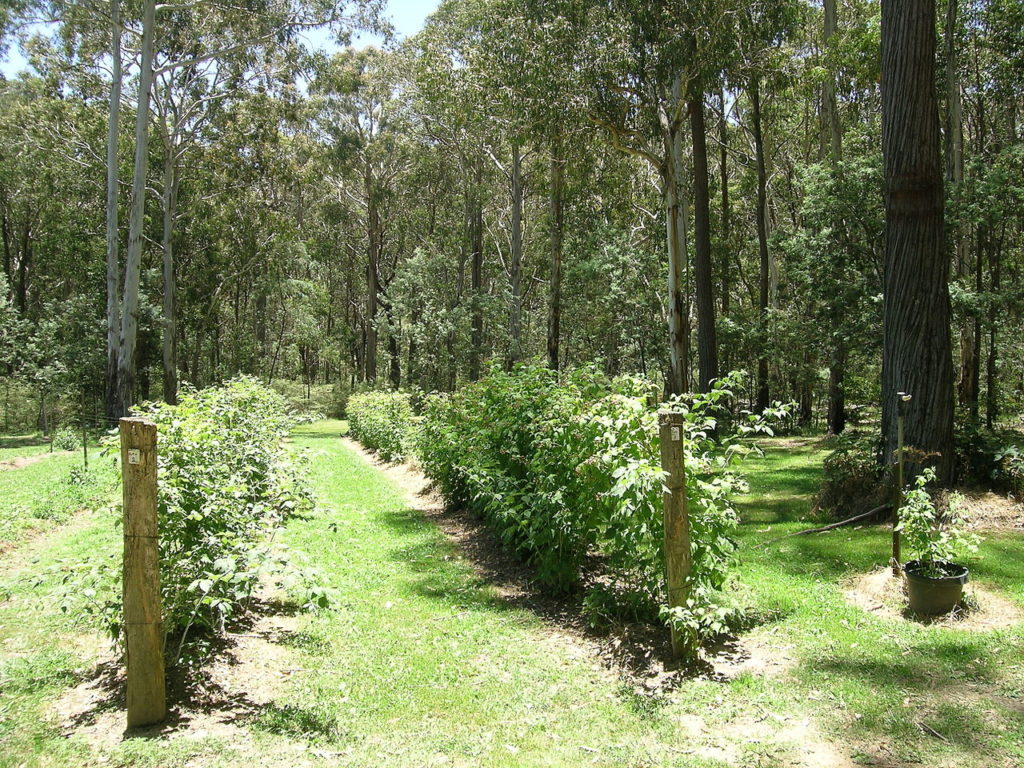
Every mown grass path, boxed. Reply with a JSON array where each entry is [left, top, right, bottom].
[[0, 423, 1021, 767]]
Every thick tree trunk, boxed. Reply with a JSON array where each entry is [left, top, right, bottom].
[[750, 78, 771, 411], [104, 0, 122, 419], [880, 0, 955, 481], [115, 0, 156, 417], [161, 148, 179, 405], [663, 76, 690, 396], [507, 142, 524, 368], [547, 139, 565, 371], [689, 84, 718, 392]]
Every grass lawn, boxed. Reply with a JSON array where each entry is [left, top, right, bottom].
[[0, 423, 1020, 767], [0, 434, 55, 462], [0, 438, 116, 547]]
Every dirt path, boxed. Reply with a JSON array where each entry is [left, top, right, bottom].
[[0, 449, 72, 470]]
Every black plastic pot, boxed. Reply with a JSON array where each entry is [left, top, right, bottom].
[[904, 560, 969, 615]]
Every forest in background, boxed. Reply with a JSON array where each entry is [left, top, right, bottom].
[[0, 0, 1022, 473]]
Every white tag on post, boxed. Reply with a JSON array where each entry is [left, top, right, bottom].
[[127, 449, 141, 465]]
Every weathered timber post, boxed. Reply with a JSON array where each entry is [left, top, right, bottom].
[[891, 393, 911, 576], [658, 410, 692, 658], [120, 417, 166, 728]]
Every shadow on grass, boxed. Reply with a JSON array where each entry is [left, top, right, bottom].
[[250, 701, 349, 742], [375, 499, 790, 690], [58, 597, 307, 742], [0, 435, 49, 450], [290, 423, 348, 443]]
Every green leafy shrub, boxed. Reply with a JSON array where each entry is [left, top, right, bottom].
[[817, 433, 886, 516], [418, 365, 776, 649], [347, 391, 417, 461], [896, 468, 979, 576], [993, 445, 1024, 497], [51, 427, 81, 451], [69, 378, 329, 662], [138, 378, 324, 653]]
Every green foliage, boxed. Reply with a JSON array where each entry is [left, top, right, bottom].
[[137, 378, 326, 655], [896, 469, 980, 576], [818, 433, 885, 515], [347, 391, 418, 462], [68, 378, 330, 661], [50, 427, 81, 451], [954, 425, 1024, 494], [417, 365, 776, 649], [993, 444, 1024, 497]]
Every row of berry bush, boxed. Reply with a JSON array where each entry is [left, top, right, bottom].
[[348, 366, 781, 650], [346, 390, 418, 462], [69, 378, 329, 662]]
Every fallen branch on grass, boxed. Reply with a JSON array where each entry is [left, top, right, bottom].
[[754, 504, 893, 549]]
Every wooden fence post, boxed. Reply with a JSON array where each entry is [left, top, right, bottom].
[[658, 410, 691, 658], [891, 393, 911, 576], [120, 417, 166, 728]]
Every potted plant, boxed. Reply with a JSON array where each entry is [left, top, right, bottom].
[[896, 468, 980, 615]]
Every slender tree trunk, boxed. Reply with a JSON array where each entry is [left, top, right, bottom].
[[507, 142, 524, 368], [943, 0, 977, 420], [115, 0, 156, 416], [689, 83, 718, 392], [663, 76, 690, 396], [880, 0, 955, 481], [985, 237, 1001, 428], [822, 0, 843, 163], [750, 78, 771, 411], [364, 166, 379, 384], [1, 211, 11, 286], [104, 0, 122, 419], [16, 222, 29, 313], [547, 138, 565, 370], [161, 145, 179, 405], [827, 342, 847, 434], [386, 308, 401, 389], [469, 163, 484, 381], [823, 0, 848, 433], [719, 90, 730, 323]]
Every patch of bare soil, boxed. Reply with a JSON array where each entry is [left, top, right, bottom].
[[703, 712, 859, 768], [768, 436, 829, 450], [704, 625, 797, 681], [53, 605, 304, 755], [845, 567, 1024, 630], [0, 450, 71, 470]]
